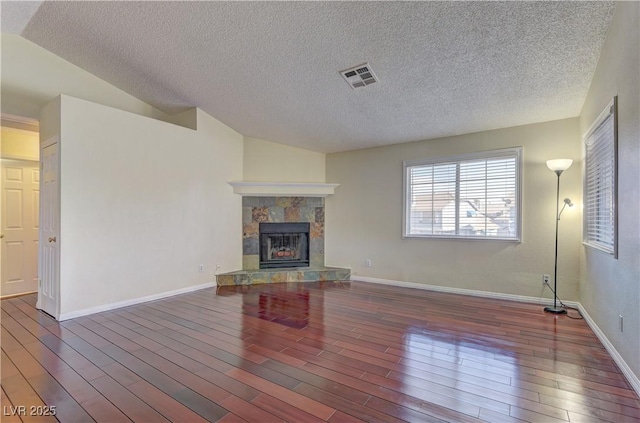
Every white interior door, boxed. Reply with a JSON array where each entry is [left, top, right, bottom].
[[38, 142, 59, 318], [1, 159, 40, 297]]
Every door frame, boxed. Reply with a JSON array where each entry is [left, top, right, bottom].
[[37, 136, 60, 319]]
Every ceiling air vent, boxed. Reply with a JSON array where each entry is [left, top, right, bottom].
[[340, 63, 378, 89]]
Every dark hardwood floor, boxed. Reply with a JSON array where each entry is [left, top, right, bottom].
[[2, 280, 639, 422]]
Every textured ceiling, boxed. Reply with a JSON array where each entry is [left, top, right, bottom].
[[15, 1, 615, 153], [0, 1, 42, 34]]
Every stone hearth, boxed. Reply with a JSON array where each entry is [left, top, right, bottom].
[[216, 266, 350, 286]]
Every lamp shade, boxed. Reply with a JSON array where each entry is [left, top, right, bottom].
[[546, 159, 573, 172]]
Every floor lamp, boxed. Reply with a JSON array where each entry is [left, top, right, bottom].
[[544, 159, 573, 314]]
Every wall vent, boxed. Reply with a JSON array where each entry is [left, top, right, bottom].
[[340, 63, 378, 89]]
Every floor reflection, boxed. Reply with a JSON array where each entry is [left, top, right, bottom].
[[404, 327, 518, 372], [398, 328, 522, 403], [216, 281, 349, 329]]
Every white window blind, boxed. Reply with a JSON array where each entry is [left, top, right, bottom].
[[403, 148, 521, 240], [584, 97, 617, 256]]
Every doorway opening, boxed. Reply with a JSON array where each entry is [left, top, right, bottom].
[[1, 115, 40, 299]]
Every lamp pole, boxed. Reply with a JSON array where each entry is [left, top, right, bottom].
[[544, 170, 567, 314]]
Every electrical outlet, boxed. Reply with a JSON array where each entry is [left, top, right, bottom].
[[542, 274, 550, 285], [365, 259, 372, 268], [619, 315, 624, 332], [199, 264, 205, 272]]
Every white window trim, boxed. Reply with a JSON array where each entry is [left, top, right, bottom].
[[582, 97, 618, 257], [403, 147, 523, 241]]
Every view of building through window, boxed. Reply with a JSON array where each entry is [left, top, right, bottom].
[[405, 150, 520, 240]]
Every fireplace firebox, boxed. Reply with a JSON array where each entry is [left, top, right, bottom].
[[259, 222, 310, 269]]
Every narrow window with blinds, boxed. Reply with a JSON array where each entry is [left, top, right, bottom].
[[403, 147, 522, 240], [584, 97, 617, 257]]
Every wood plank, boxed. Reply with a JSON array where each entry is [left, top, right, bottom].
[[1, 387, 24, 423], [360, 370, 511, 416], [1, 326, 24, 352], [215, 412, 249, 423], [3, 345, 49, 379], [46, 368, 101, 405], [27, 372, 94, 422], [364, 395, 452, 423], [250, 392, 328, 423], [78, 394, 131, 422], [219, 394, 283, 422], [262, 358, 372, 405], [126, 380, 210, 423], [225, 367, 335, 420], [293, 382, 401, 423], [1, 350, 22, 381], [37, 334, 107, 381], [1, 373, 57, 423], [88, 375, 169, 422], [2, 281, 638, 423], [169, 388, 229, 422], [21, 340, 73, 376]]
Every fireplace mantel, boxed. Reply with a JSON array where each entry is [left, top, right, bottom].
[[228, 181, 339, 197]]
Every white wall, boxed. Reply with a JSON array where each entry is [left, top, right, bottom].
[[326, 118, 582, 300], [1, 34, 168, 122], [47, 95, 242, 316], [579, 2, 640, 382], [243, 136, 326, 182]]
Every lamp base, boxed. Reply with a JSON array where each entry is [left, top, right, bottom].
[[544, 306, 567, 314]]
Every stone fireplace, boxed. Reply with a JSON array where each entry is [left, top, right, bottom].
[[216, 193, 350, 286], [241, 196, 325, 270]]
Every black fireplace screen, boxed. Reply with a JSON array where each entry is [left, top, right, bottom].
[[259, 222, 310, 268]]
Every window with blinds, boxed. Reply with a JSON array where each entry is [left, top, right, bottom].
[[584, 97, 617, 256], [403, 148, 522, 240]]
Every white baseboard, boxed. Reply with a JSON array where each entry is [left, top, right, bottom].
[[58, 282, 217, 321], [575, 303, 640, 395], [355, 275, 559, 306], [355, 276, 640, 397]]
